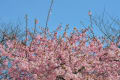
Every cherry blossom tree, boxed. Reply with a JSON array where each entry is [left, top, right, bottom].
[[0, 26, 120, 80]]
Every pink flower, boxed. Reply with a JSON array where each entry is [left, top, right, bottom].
[[88, 10, 92, 16], [35, 19, 38, 24]]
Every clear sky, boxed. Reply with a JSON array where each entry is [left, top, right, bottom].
[[0, 0, 120, 36]]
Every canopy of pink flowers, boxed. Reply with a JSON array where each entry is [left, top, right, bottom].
[[0, 28, 120, 80]]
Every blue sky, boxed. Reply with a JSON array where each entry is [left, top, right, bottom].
[[0, 0, 120, 36]]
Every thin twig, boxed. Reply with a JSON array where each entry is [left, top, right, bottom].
[[45, 0, 54, 35], [25, 14, 28, 45]]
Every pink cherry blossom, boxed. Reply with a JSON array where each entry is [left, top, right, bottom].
[[0, 27, 120, 80]]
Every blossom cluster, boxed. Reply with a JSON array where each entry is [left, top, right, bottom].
[[0, 27, 120, 80]]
